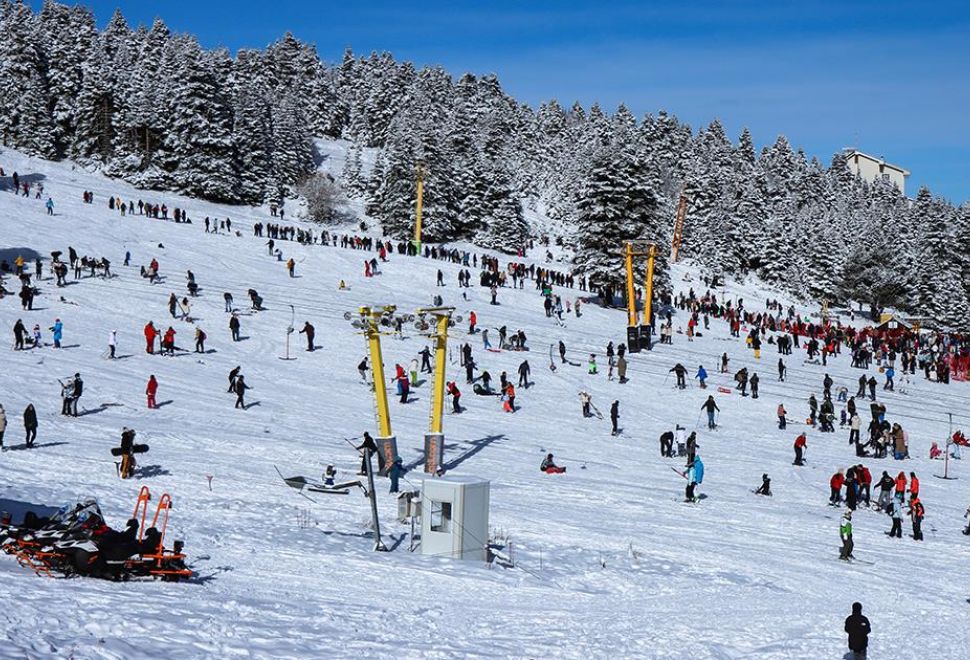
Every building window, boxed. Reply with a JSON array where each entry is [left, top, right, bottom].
[[430, 501, 452, 532]]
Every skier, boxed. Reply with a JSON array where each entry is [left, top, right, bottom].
[[299, 322, 315, 351], [844, 603, 871, 660], [162, 327, 176, 355], [887, 497, 903, 538], [777, 403, 787, 430], [357, 357, 369, 382], [808, 394, 818, 426], [517, 360, 531, 388], [610, 400, 619, 436], [686, 431, 698, 464], [579, 391, 592, 418], [287, 258, 295, 277], [694, 365, 707, 389], [778, 358, 786, 382], [793, 433, 807, 466], [755, 473, 772, 496], [685, 455, 704, 502], [468, 310, 477, 334], [839, 510, 854, 560], [146, 375, 158, 409], [558, 340, 567, 363], [701, 396, 719, 429], [909, 472, 920, 499], [234, 375, 249, 409], [670, 363, 688, 389], [909, 496, 924, 541], [108, 330, 117, 359], [228, 366, 241, 392], [194, 327, 206, 353], [876, 471, 894, 511], [659, 430, 674, 457], [23, 403, 37, 448], [541, 453, 566, 474]]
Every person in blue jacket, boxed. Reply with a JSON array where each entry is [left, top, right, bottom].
[[695, 365, 708, 389], [50, 318, 63, 348], [389, 457, 406, 493], [686, 455, 705, 502]]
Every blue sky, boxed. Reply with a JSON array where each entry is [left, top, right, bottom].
[[44, 1, 970, 203]]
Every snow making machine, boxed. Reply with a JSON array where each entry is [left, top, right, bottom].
[[0, 486, 192, 581]]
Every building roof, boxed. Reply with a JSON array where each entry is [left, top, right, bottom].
[[846, 150, 910, 176]]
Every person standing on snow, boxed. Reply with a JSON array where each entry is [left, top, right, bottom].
[[908, 496, 925, 541], [610, 400, 620, 436], [0, 405, 6, 450], [144, 321, 157, 354], [299, 322, 315, 351], [777, 403, 787, 430], [50, 319, 63, 349], [839, 510, 854, 560], [194, 327, 207, 353], [701, 396, 719, 429], [23, 403, 37, 447], [685, 455, 704, 502], [517, 360, 531, 388], [108, 330, 117, 359], [146, 375, 158, 409], [388, 457, 405, 493], [887, 497, 903, 538], [793, 433, 807, 466], [234, 375, 249, 409], [844, 602, 871, 659], [229, 314, 241, 342], [695, 365, 708, 388]]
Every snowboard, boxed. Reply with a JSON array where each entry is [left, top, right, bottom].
[[111, 444, 149, 456]]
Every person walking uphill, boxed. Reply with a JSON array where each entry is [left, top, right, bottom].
[[701, 396, 719, 429], [844, 602, 871, 660]]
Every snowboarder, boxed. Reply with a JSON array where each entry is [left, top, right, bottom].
[[541, 453, 566, 474], [686, 455, 704, 502], [844, 602, 871, 660], [146, 375, 158, 409], [300, 322, 315, 351]]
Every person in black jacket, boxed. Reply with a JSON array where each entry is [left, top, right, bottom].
[[23, 403, 37, 447], [356, 432, 378, 475], [844, 601, 871, 659], [233, 375, 248, 409], [299, 322, 315, 351], [610, 400, 619, 436]]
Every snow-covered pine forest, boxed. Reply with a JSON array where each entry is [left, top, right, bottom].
[[1, 1, 969, 326]]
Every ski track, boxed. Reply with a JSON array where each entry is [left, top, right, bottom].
[[1, 147, 969, 658]]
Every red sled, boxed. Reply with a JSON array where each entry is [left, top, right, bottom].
[[717, 386, 732, 394]]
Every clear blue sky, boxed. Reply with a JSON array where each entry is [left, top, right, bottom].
[[43, 1, 970, 203]]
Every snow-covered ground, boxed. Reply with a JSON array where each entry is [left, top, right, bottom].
[[1, 146, 969, 659]]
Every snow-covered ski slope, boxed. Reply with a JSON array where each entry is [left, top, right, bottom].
[[2, 147, 969, 659]]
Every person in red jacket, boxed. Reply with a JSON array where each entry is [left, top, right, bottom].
[[162, 327, 176, 355], [468, 311, 477, 334], [146, 375, 158, 409], [144, 321, 157, 354], [858, 465, 872, 506], [793, 433, 807, 466], [895, 472, 907, 503], [830, 470, 844, 504], [909, 472, 920, 498]]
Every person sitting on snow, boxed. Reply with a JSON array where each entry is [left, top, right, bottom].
[[541, 453, 566, 474], [755, 473, 772, 496]]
